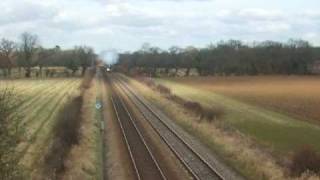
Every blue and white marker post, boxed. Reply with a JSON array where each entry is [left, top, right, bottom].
[[96, 100, 104, 130]]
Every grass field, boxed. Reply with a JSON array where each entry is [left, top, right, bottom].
[[166, 76, 320, 124], [155, 76, 320, 154], [0, 78, 82, 177]]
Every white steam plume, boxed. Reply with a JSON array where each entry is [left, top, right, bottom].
[[99, 49, 119, 65]]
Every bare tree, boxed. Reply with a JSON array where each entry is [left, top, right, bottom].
[[75, 46, 96, 76], [0, 39, 16, 77], [37, 47, 59, 77], [169, 46, 182, 75], [18, 32, 38, 78], [183, 46, 198, 76]]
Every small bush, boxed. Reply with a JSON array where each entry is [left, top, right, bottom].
[[184, 101, 203, 115], [201, 108, 215, 121], [143, 78, 156, 87], [157, 84, 171, 95], [200, 107, 225, 122], [289, 145, 320, 177], [167, 94, 186, 105]]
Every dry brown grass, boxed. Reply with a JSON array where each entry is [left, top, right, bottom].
[[169, 76, 320, 124], [289, 145, 320, 177]]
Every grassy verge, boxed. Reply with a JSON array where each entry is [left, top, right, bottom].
[[94, 75, 105, 180], [62, 71, 103, 180], [125, 75, 319, 180]]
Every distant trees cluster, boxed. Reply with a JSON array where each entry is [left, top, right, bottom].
[[0, 32, 97, 78], [117, 40, 320, 76]]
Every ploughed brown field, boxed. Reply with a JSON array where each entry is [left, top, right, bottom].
[[168, 75, 320, 124]]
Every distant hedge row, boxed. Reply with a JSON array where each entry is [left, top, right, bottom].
[[117, 40, 320, 76]]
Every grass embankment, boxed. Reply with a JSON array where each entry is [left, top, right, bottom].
[[60, 83, 102, 179], [124, 75, 320, 179], [156, 78, 320, 154]]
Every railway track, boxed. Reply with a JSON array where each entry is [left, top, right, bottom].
[[109, 77, 166, 180], [112, 75, 226, 180]]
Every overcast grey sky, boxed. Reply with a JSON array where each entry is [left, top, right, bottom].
[[0, 0, 319, 52]]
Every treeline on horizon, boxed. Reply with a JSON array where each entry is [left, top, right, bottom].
[[117, 39, 320, 76], [0, 32, 97, 78]]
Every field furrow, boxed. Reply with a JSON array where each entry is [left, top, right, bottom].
[[15, 79, 81, 166], [16, 80, 70, 120]]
